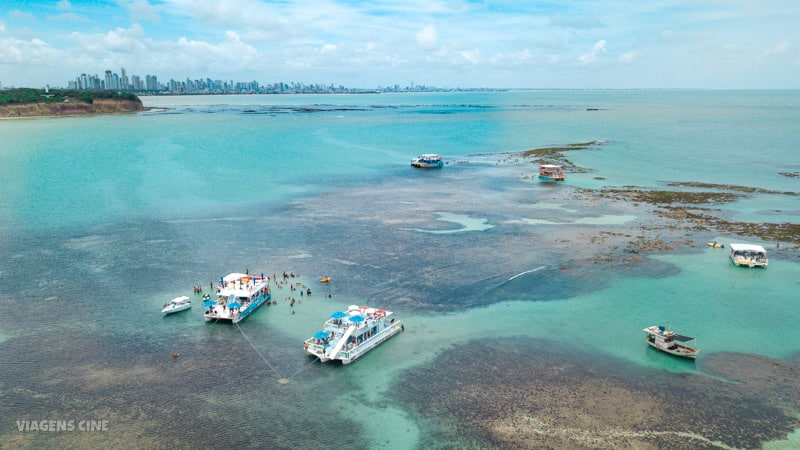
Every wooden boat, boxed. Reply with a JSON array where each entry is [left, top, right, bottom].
[[643, 325, 699, 359]]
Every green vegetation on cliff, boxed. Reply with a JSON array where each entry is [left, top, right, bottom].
[[0, 88, 139, 105]]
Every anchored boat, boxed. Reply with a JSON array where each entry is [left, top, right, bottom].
[[538, 164, 565, 181], [204, 273, 271, 324], [729, 243, 768, 267], [643, 325, 699, 359], [304, 305, 403, 364], [162, 296, 191, 314], [411, 154, 444, 168]]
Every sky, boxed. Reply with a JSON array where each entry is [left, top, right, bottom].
[[1, 0, 799, 89]]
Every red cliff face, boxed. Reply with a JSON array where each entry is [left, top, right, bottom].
[[0, 97, 144, 118]]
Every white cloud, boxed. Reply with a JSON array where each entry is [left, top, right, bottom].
[[579, 39, 607, 64], [10, 10, 36, 21], [3, 0, 800, 88], [118, 0, 160, 23], [767, 40, 790, 55], [459, 49, 481, 64], [618, 50, 640, 64], [416, 25, 439, 51], [489, 48, 532, 66], [224, 31, 241, 43]]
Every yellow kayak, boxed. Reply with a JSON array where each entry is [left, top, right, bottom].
[[320, 276, 331, 283]]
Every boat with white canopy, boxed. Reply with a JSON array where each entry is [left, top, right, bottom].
[[204, 272, 271, 324], [729, 243, 768, 267]]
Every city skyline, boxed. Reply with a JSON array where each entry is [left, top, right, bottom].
[[2, 1, 800, 90], [64, 67, 445, 94]]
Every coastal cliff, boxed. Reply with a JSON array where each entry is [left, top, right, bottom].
[[0, 88, 144, 118], [0, 97, 144, 118]]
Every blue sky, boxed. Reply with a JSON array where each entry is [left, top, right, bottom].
[[1, 0, 799, 89]]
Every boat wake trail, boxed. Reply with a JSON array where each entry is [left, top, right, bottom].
[[497, 266, 547, 287]]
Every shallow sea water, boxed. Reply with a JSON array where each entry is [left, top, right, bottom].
[[1, 90, 799, 448]]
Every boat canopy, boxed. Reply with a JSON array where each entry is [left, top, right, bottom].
[[671, 334, 695, 342], [171, 296, 190, 302], [729, 243, 766, 253], [223, 273, 249, 282]]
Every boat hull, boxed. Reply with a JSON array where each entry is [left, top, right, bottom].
[[162, 304, 191, 314], [305, 320, 403, 364], [645, 338, 698, 359], [730, 256, 767, 268], [411, 162, 443, 169], [538, 175, 564, 182]]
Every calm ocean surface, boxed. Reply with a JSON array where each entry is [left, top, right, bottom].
[[1, 90, 799, 448]]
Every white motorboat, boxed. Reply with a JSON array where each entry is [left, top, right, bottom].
[[162, 296, 191, 314]]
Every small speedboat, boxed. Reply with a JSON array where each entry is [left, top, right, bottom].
[[162, 296, 191, 314], [320, 276, 331, 283]]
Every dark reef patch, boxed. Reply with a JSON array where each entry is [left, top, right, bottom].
[[393, 338, 800, 449]]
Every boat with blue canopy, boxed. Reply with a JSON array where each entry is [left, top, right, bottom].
[[304, 305, 403, 364], [204, 272, 271, 324]]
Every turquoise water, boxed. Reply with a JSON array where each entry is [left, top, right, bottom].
[[1, 90, 799, 448]]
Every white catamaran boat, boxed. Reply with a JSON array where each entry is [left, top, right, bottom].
[[643, 325, 699, 360], [729, 243, 768, 268], [162, 296, 191, 314], [304, 305, 403, 364], [204, 273, 271, 324]]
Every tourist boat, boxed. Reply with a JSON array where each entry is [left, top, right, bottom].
[[538, 164, 565, 181], [161, 296, 191, 314], [304, 305, 404, 364], [411, 154, 444, 168], [729, 243, 768, 267], [204, 273, 271, 324], [643, 325, 699, 359]]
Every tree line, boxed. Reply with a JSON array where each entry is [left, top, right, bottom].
[[0, 88, 140, 105]]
